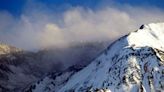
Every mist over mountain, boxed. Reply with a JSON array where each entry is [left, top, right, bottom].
[[1, 1, 164, 92], [25, 23, 164, 92], [0, 41, 109, 91]]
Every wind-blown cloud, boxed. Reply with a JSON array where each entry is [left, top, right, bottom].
[[0, 2, 164, 50]]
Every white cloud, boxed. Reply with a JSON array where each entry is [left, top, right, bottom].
[[0, 5, 164, 50]]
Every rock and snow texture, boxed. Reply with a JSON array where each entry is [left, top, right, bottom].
[[57, 23, 164, 92], [25, 65, 82, 92]]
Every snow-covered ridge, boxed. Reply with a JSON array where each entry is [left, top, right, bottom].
[[58, 23, 164, 92], [127, 23, 164, 50]]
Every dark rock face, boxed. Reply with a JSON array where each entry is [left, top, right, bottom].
[[139, 25, 145, 29]]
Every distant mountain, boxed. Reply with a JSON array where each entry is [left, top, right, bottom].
[[0, 41, 108, 92], [27, 23, 164, 92], [0, 43, 41, 92]]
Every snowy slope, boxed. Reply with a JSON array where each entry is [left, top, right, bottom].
[[57, 23, 164, 92]]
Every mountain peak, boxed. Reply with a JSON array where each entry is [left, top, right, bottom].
[[127, 22, 164, 50], [0, 43, 22, 55]]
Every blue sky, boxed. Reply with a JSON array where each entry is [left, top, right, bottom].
[[0, 0, 164, 16]]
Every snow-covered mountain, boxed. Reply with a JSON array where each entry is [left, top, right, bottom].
[[58, 23, 164, 92], [26, 23, 164, 92]]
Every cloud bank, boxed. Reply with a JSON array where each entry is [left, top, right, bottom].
[[0, 2, 164, 50]]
